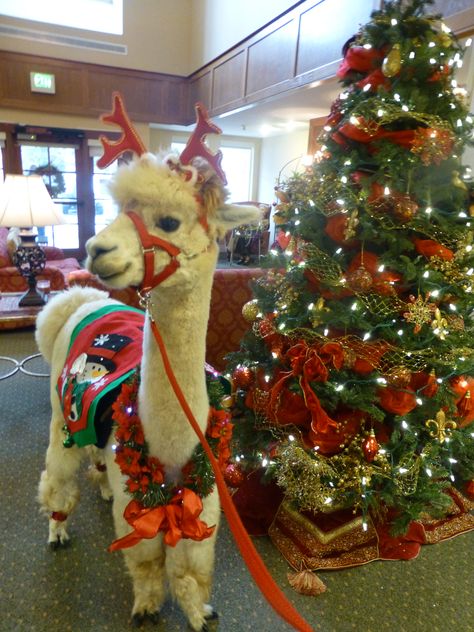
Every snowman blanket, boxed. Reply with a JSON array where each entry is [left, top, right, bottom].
[[57, 304, 145, 448]]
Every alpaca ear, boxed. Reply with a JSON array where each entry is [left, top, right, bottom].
[[214, 203, 262, 235]]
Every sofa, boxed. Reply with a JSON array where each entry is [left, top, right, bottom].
[[68, 266, 263, 371], [0, 227, 81, 293]]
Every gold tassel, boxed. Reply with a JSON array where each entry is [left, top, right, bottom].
[[287, 570, 327, 595]]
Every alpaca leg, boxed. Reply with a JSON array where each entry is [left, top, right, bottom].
[[166, 491, 221, 630], [107, 454, 166, 623], [86, 446, 113, 501], [38, 407, 82, 547], [166, 517, 219, 632], [125, 550, 167, 626]]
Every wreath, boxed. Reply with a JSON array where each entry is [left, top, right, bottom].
[[31, 163, 66, 198]]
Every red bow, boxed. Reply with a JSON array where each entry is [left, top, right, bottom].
[[109, 488, 215, 551], [269, 342, 340, 433], [337, 46, 384, 78]]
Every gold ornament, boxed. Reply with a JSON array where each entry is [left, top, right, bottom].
[[394, 454, 420, 496], [446, 313, 464, 331], [221, 394, 234, 409], [393, 196, 419, 222], [386, 366, 412, 388], [346, 266, 373, 293], [382, 43, 402, 77], [411, 127, 455, 166], [451, 171, 468, 191], [403, 293, 436, 333], [309, 297, 330, 327], [343, 347, 357, 369], [344, 210, 359, 240], [436, 31, 452, 48], [431, 308, 448, 339], [242, 299, 260, 323], [425, 409, 457, 443]]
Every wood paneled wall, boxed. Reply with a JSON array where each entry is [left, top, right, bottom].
[[0, 50, 188, 125], [1, 0, 472, 129], [191, 0, 379, 117], [0, 1, 380, 127]]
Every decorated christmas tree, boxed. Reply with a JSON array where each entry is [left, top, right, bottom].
[[228, 0, 474, 539]]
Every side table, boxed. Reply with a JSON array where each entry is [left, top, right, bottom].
[[0, 291, 57, 330]]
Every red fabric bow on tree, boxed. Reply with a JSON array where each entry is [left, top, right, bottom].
[[267, 341, 343, 433], [336, 46, 385, 79]]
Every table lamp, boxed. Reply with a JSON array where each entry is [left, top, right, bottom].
[[0, 174, 64, 306]]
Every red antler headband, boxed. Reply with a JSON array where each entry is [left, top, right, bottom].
[[97, 92, 227, 184]]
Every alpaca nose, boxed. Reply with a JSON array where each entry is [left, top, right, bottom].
[[86, 239, 115, 261]]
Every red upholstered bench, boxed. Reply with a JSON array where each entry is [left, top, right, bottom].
[[68, 267, 264, 371]]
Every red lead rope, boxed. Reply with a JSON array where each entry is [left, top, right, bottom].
[[149, 315, 314, 632]]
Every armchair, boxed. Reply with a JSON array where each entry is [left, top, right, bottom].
[[226, 202, 271, 265]]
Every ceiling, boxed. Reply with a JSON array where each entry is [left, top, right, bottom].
[[215, 76, 340, 138], [152, 76, 340, 139]]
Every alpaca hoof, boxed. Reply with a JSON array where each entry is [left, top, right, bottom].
[[204, 609, 218, 621], [131, 611, 160, 627], [100, 488, 113, 501], [131, 613, 145, 627], [148, 611, 161, 624], [49, 536, 70, 550]]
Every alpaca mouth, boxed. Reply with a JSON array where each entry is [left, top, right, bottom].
[[94, 262, 131, 283]]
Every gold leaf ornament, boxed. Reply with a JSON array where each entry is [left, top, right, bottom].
[[425, 409, 457, 443], [382, 43, 402, 77]]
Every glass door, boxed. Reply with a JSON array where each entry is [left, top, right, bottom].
[[21, 142, 80, 251]]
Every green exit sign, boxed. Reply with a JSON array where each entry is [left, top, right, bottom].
[[30, 71, 56, 94]]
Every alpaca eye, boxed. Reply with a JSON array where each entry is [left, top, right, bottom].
[[157, 216, 181, 232]]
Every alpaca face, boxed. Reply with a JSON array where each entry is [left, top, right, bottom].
[[86, 155, 216, 290], [86, 153, 261, 292]]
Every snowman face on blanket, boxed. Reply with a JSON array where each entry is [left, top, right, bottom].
[[59, 325, 140, 432]]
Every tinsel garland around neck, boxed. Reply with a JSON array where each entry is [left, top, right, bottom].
[[111, 372, 233, 510]]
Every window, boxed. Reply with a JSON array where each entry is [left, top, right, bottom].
[[171, 140, 255, 202], [220, 145, 253, 201], [21, 142, 79, 249], [0, 0, 123, 35], [92, 156, 119, 234]]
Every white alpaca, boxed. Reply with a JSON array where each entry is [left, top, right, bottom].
[[36, 142, 260, 630]]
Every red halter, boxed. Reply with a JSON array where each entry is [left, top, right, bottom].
[[126, 211, 181, 294]]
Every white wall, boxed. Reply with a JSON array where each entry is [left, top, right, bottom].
[[258, 127, 309, 204], [0, 0, 300, 75], [190, 0, 301, 69], [0, 0, 193, 75]]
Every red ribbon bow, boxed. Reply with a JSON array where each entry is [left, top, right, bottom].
[[269, 341, 341, 433], [109, 487, 215, 551]]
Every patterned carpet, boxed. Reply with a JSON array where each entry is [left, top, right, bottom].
[[1, 328, 473, 632]]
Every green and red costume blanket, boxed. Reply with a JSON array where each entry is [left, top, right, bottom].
[[58, 304, 145, 448]]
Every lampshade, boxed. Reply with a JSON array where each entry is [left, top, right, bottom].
[[0, 174, 64, 227]]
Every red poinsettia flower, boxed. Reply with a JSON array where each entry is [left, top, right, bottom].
[[115, 446, 143, 478], [115, 417, 145, 444], [147, 456, 165, 485], [208, 408, 232, 437]]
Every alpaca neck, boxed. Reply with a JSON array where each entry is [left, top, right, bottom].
[[138, 270, 214, 472]]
